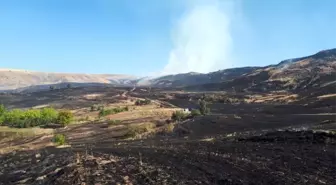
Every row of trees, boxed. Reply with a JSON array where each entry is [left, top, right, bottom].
[[0, 105, 73, 128]]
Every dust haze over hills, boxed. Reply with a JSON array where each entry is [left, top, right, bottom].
[[0, 48, 335, 93]]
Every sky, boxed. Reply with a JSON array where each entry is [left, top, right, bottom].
[[0, 0, 335, 76]]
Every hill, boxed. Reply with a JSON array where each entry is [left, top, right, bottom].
[[0, 69, 136, 91]]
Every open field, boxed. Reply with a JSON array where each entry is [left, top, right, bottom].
[[0, 86, 335, 185]]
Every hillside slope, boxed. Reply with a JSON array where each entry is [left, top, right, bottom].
[[175, 48, 336, 92], [0, 69, 136, 91]]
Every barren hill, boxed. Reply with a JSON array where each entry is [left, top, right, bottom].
[[0, 69, 136, 91]]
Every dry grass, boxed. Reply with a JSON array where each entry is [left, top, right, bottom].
[[0, 126, 54, 136], [123, 122, 156, 139], [163, 123, 175, 133]]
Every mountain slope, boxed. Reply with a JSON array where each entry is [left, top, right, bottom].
[[1, 48, 335, 92], [183, 48, 336, 92], [0, 69, 136, 91]]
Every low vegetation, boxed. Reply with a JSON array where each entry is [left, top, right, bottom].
[[171, 111, 190, 122], [199, 99, 210, 115], [190, 109, 202, 117], [56, 111, 74, 126], [0, 105, 73, 128], [53, 134, 66, 145], [99, 106, 129, 117], [90, 104, 104, 112], [163, 123, 175, 133], [123, 122, 156, 138], [135, 99, 151, 106]]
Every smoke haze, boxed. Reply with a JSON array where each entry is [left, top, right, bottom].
[[162, 0, 236, 75]]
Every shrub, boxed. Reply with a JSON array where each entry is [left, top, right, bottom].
[[22, 109, 42, 127], [163, 123, 175, 133], [56, 111, 73, 126], [53, 134, 66, 145], [99, 106, 129, 117], [171, 111, 189, 122], [190, 109, 201, 117], [135, 99, 151, 106], [0, 107, 70, 128], [199, 100, 210, 115], [2, 109, 24, 127], [40, 108, 58, 124], [123, 123, 155, 138], [0, 104, 6, 116], [90, 105, 96, 112]]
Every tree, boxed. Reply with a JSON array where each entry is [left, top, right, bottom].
[[199, 99, 210, 115]]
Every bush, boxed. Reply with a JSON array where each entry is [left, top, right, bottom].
[[135, 99, 151, 106], [22, 109, 42, 127], [190, 109, 201, 117], [163, 123, 175, 133], [199, 100, 210, 115], [0, 107, 70, 128], [0, 104, 6, 116], [171, 111, 189, 122], [53, 134, 66, 145], [40, 108, 58, 124], [99, 106, 129, 117], [2, 109, 24, 127], [123, 123, 155, 138], [56, 111, 73, 126]]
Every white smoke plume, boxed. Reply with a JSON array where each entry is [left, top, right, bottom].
[[162, 0, 236, 75]]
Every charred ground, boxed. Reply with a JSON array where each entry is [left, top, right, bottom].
[[0, 85, 335, 185]]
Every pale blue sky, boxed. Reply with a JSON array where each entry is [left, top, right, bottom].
[[0, 0, 335, 75]]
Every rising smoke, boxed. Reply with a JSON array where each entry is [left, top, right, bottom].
[[162, 0, 236, 75]]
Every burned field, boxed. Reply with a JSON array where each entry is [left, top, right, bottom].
[[0, 87, 335, 185]]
